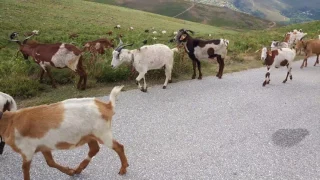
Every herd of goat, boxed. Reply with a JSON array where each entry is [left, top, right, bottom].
[[0, 26, 320, 180]]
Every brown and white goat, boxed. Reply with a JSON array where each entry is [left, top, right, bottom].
[[9, 32, 87, 90], [0, 92, 17, 155], [175, 29, 229, 79], [0, 86, 128, 180], [260, 47, 296, 86], [82, 38, 115, 64], [296, 39, 320, 68]]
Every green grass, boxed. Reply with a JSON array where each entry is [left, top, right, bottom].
[[0, 0, 319, 108]]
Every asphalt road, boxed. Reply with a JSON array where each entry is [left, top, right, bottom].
[[1, 57, 320, 180]]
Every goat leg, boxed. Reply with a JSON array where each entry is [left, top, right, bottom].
[[263, 71, 270, 87], [112, 140, 129, 175], [314, 55, 319, 66], [195, 59, 202, 80], [191, 60, 196, 79], [39, 69, 45, 83], [75, 141, 100, 174], [42, 151, 75, 176], [45, 68, 57, 88]]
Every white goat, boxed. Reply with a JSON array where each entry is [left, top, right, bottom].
[[0, 86, 128, 179], [152, 31, 157, 34], [129, 27, 134, 30], [270, 41, 289, 50], [0, 92, 18, 155], [287, 31, 307, 47], [161, 30, 167, 34], [114, 24, 121, 29], [111, 41, 178, 92], [260, 47, 296, 86]]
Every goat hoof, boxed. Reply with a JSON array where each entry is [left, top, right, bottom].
[[141, 88, 147, 92], [198, 76, 202, 80], [118, 168, 127, 175], [290, 76, 292, 80], [283, 80, 287, 83], [168, 80, 172, 83], [163, 86, 166, 89], [262, 81, 267, 87], [191, 75, 196, 79], [66, 168, 76, 176]]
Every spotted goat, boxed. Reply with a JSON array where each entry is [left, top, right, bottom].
[[175, 29, 229, 79], [0, 86, 128, 180], [9, 32, 87, 90], [260, 47, 296, 86], [82, 38, 115, 64], [0, 92, 18, 155]]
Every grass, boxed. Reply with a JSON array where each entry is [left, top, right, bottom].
[[0, 0, 319, 108]]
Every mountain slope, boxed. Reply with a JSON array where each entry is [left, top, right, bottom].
[[194, 0, 320, 23], [90, 0, 273, 30]]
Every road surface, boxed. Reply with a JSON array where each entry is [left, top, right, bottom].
[[1, 57, 320, 180]]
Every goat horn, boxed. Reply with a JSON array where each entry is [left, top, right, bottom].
[[117, 43, 134, 52], [22, 34, 35, 44], [185, 30, 194, 34]]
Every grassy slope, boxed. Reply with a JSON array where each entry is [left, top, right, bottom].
[[0, 0, 319, 108], [90, 0, 272, 30]]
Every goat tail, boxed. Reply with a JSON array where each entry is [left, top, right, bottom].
[[171, 48, 179, 53], [109, 85, 124, 108]]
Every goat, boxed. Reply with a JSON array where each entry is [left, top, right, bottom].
[[129, 27, 134, 31], [107, 31, 113, 36], [286, 31, 308, 47], [114, 25, 121, 29], [0, 92, 18, 155], [145, 29, 149, 33], [9, 32, 87, 90], [152, 31, 157, 34], [270, 40, 289, 50], [175, 29, 229, 79], [161, 30, 167, 34], [82, 38, 115, 64], [0, 86, 128, 180], [111, 40, 178, 92], [260, 47, 296, 86], [296, 39, 320, 68]]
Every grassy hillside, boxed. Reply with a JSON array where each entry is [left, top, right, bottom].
[[0, 0, 319, 107], [90, 0, 273, 30]]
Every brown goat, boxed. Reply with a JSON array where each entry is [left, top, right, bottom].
[[296, 39, 320, 68], [107, 31, 113, 36], [9, 32, 87, 90], [83, 38, 114, 64]]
